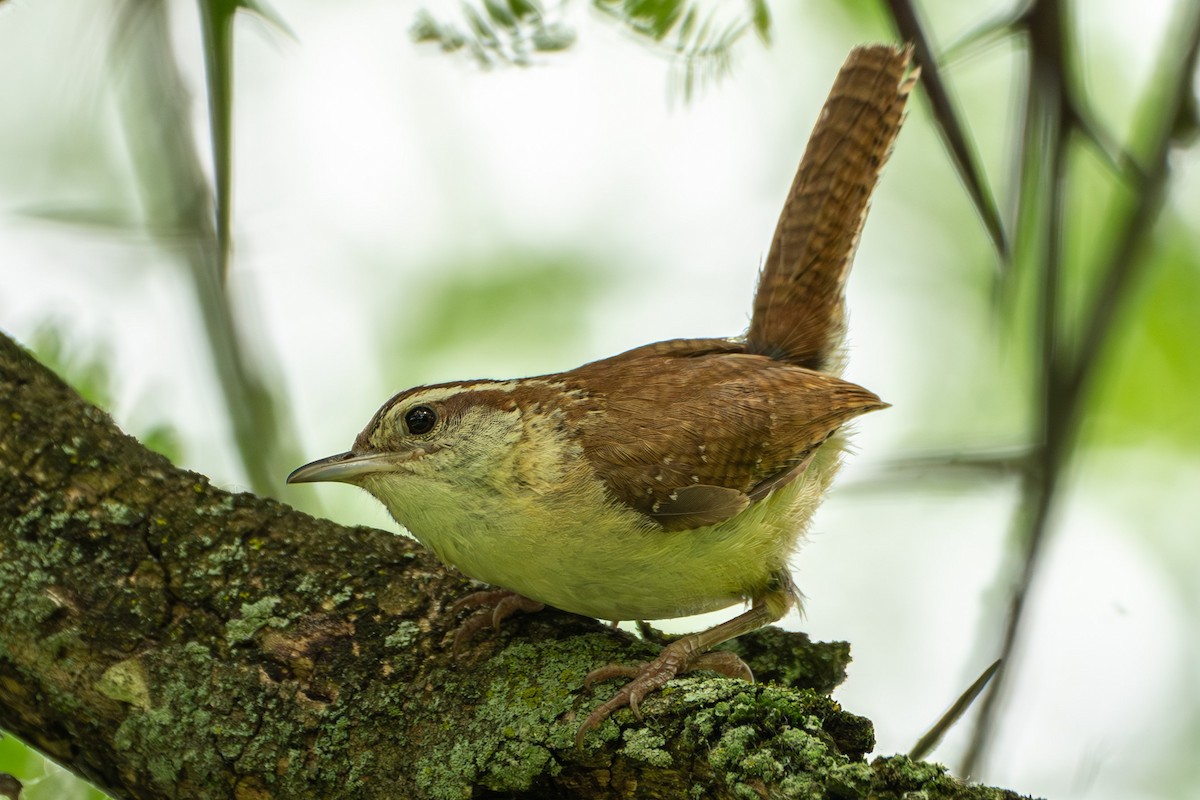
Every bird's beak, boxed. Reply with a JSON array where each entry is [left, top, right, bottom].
[[287, 451, 399, 485]]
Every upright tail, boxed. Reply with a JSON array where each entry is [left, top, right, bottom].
[[746, 44, 916, 375]]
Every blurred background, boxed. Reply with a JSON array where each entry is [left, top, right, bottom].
[[1, 0, 1198, 798]]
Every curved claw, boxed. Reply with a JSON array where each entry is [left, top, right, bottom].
[[583, 662, 644, 690], [575, 653, 684, 747], [491, 592, 543, 629], [451, 612, 498, 657], [448, 589, 543, 656], [689, 650, 754, 682], [450, 588, 513, 616], [575, 641, 756, 748], [575, 683, 647, 748]]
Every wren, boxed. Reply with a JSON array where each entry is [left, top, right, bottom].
[[289, 44, 915, 745]]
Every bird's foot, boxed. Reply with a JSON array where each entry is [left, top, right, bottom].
[[449, 589, 544, 655], [576, 642, 752, 747]]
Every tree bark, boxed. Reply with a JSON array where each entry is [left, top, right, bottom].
[[0, 331, 1033, 799]]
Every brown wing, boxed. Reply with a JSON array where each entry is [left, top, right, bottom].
[[563, 348, 885, 530], [747, 44, 915, 373]]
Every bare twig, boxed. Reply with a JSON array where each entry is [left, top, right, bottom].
[[883, 0, 1011, 266], [910, 659, 1002, 762], [196, 0, 237, 284]]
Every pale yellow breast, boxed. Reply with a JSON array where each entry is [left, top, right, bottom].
[[372, 433, 846, 622]]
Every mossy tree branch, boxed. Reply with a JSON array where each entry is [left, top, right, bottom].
[[0, 332, 1031, 799]]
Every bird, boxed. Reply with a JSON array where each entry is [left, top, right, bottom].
[[288, 43, 915, 745]]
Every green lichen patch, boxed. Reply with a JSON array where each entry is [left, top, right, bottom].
[[112, 642, 237, 791], [719, 628, 851, 694], [664, 677, 871, 757], [401, 629, 880, 799], [384, 620, 421, 649], [640, 680, 876, 798], [109, 640, 330, 797], [96, 656, 151, 709], [867, 755, 1033, 799], [225, 596, 287, 646], [410, 638, 603, 799], [621, 727, 673, 767], [706, 713, 872, 798]]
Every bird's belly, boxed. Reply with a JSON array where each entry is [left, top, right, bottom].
[[413, 479, 812, 622]]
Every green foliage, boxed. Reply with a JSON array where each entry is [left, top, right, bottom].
[[28, 323, 114, 411], [410, 0, 575, 67], [0, 729, 107, 800], [411, 0, 773, 98], [1089, 222, 1200, 449], [384, 251, 605, 384]]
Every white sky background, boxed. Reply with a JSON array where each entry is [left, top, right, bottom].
[[1, 1, 1197, 798]]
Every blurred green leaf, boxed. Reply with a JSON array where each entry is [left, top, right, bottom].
[[0, 733, 37, 798], [2, 725, 110, 799], [749, 0, 770, 43], [409, 0, 770, 92], [596, 0, 684, 40], [15, 203, 139, 231], [411, 8, 468, 51], [111, 0, 299, 497], [29, 322, 115, 412], [238, 0, 295, 39], [384, 251, 605, 383], [593, 0, 761, 99], [1087, 221, 1200, 450], [138, 423, 184, 463], [410, 0, 574, 66], [483, 0, 518, 31]]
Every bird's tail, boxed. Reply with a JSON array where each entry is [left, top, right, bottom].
[[746, 44, 917, 375]]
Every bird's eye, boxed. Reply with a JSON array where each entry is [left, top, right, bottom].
[[404, 405, 437, 435]]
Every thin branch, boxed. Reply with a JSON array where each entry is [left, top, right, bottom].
[[882, 0, 1012, 267], [961, 0, 1071, 775], [910, 659, 1002, 762], [962, 116, 1070, 780], [196, 0, 237, 285], [940, 5, 1024, 66]]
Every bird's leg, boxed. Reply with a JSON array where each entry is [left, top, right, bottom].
[[577, 574, 796, 747], [450, 588, 544, 655]]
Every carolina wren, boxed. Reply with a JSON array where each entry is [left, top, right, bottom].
[[289, 45, 914, 744]]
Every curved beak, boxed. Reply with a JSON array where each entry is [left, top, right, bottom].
[[287, 451, 399, 485]]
